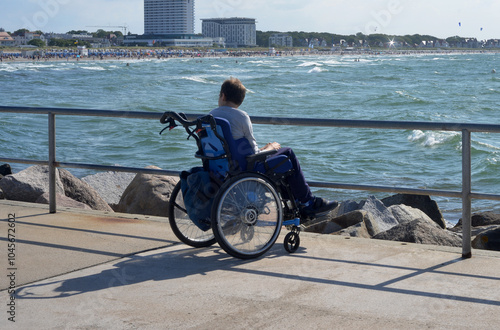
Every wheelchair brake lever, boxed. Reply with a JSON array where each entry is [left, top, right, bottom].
[[159, 119, 178, 135]]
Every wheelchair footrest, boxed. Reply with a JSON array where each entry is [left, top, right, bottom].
[[283, 218, 301, 227]]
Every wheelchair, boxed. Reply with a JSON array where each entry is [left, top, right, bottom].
[[160, 111, 303, 259]]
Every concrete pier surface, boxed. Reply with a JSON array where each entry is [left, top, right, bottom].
[[1, 200, 499, 329]]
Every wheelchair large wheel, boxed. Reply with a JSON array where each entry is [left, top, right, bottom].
[[169, 181, 216, 248], [211, 173, 283, 259]]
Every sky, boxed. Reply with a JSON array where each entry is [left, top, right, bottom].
[[1, 0, 499, 40]]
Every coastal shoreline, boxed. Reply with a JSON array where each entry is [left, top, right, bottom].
[[1, 48, 499, 64]]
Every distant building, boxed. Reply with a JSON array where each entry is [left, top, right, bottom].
[[12, 31, 46, 46], [123, 34, 214, 47], [269, 34, 293, 47], [144, 0, 195, 35], [0, 32, 15, 46], [201, 17, 256, 47]]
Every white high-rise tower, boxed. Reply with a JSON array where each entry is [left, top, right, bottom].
[[144, 0, 195, 35]]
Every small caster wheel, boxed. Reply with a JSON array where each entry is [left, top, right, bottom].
[[284, 232, 300, 253], [240, 225, 254, 242]]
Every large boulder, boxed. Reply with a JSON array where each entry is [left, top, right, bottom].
[[388, 204, 434, 225], [82, 170, 135, 207], [471, 226, 500, 251], [36, 193, 92, 210], [0, 164, 12, 177], [455, 211, 500, 228], [305, 209, 367, 235], [0, 165, 65, 202], [373, 219, 462, 247], [115, 166, 178, 217], [58, 169, 113, 212], [382, 194, 445, 229], [0, 165, 113, 212], [358, 196, 399, 236]]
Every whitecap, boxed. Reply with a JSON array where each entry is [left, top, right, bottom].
[[80, 66, 106, 71], [299, 61, 323, 67], [181, 76, 216, 84], [408, 130, 459, 147], [308, 67, 325, 74]]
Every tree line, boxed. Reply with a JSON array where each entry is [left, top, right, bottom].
[[257, 31, 472, 48]]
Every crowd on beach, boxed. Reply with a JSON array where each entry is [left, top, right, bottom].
[[1, 47, 499, 63]]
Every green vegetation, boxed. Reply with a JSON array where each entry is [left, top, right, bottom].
[[27, 39, 45, 47], [257, 31, 472, 48]]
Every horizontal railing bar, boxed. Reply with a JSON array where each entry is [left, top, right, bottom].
[[471, 192, 500, 202], [2, 106, 500, 133], [55, 162, 180, 177], [0, 157, 48, 166], [308, 180, 463, 198], [6, 156, 500, 202]]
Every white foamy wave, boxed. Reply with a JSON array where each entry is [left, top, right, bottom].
[[408, 130, 459, 147], [308, 66, 326, 73], [181, 76, 216, 84], [80, 66, 106, 71], [299, 61, 323, 67], [475, 140, 500, 151], [0, 65, 18, 72]]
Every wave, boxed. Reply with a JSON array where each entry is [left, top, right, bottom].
[[308, 66, 326, 74], [408, 130, 461, 147], [180, 76, 217, 84], [80, 66, 106, 71], [298, 61, 323, 67], [395, 90, 428, 103]]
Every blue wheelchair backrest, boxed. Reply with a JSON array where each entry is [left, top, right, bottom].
[[199, 117, 254, 178]]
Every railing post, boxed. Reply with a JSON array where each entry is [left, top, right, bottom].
[[462, 129, 472, 258], [48, 113, 56, 213]]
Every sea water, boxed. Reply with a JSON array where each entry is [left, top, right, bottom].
[[1, 53, 499, 224]]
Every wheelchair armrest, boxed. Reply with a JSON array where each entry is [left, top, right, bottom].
[[195, 151, 228, 161], [246, 150, 277, 170]]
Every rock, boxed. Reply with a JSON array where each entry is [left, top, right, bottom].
[[471, 226, 500, 251], [36, 193, 92, 210], [0, 165, 65, 202], [336, 221, 372, 238], [455, 211, 500, 228], [336, 200, 361, 216], [359, 196, 399, 236], [82, 170, 135, 206], [115, 166, 178, 217], [388, 204, 434, 225], [0, 164, 12, 177], [305, 209, 367, 234], [58, 169, 113, 212], [373, 219, 462, 247], [382, 194, 445, 229]]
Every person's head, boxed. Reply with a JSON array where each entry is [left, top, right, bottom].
[[219, 77, 246, 107]]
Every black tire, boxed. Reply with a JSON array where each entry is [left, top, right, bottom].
[[284, 232, 300, 253], [168, 181, 216, 248], [211, 173, 283, 259]]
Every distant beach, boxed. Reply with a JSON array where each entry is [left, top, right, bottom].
[[1, 48, 499, 64]]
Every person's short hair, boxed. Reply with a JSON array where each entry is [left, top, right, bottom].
[[220, 78, 246, 106]]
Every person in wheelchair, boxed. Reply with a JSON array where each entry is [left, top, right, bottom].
[[210, 78, 338, 220]]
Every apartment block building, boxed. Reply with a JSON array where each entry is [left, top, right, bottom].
[[144, 0, 195, 35], [201, 17, 256, 48], [269, 33, 293, 47]]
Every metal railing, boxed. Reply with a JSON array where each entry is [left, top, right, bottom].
[[2, 105, 500, 259]]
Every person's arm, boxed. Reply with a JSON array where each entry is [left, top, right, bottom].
[[259, 142, 281, 152]]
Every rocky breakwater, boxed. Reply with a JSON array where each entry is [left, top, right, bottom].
[[304, 194, 463, 247], [0, 164, 177, 217]]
